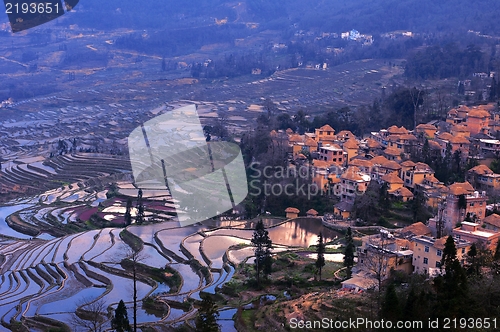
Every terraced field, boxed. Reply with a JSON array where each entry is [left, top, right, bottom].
[[0, 152, 341, 331], [0, 215, 250, 331]]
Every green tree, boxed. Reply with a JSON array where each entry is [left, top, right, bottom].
[[111, 300, 131, 332], [381, 283, 401, 321], [195, 295, 220, 332], [315, 232, 326, 280], [434, 236, 468, 318], [343, 227, 355, 278], [251, 219, 273, 286], [491, 157, 500, 174], [379, 182, 391, 212]]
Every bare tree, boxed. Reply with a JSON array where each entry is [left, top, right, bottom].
[[409, 87, 424, 130], [358, 233, 394, 312], [123, 246, 149, 332], [71, 297, 107, 332]]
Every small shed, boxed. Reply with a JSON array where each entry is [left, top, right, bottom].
[[306, 209, 319, 217], [285, 207, 300, 219]]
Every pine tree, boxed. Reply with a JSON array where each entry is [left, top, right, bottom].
[[251, 219, 273, 286], [315, 232, 326, 281], [124, 198, 132, 226], [111, 300, 131, 332], [403, 288, 417, 320], [195, 295, 220, 332], [466, 243, 479, 276], [343, 227, 355, 278], [422, 138, 430, 164], [135, 189, 144, 224], [435, 236, 468, 318]]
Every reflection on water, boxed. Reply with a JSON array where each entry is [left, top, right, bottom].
[[206, 219, 342, 247], [267, 218, 340, 247], [0, 204, 33, 239]]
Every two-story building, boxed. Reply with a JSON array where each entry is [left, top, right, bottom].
[[410, 235, 471, 275], [318, 144, 345, 165], [339, 166, 371, 204], [441, 182, 487, 234], [452, 221, 500, 251], [400, 161, 435, 191], [466, 164, 500, 193], [314, 124, 336, 143], [415, 123, 438, 139]]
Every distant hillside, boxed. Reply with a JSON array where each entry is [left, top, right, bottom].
[[66, 0, 500, 35]]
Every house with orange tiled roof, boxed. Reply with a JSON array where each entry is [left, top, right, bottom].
[[415, 123, 437, 139], [304, 136, 318, 152], [390, 187, 414, 202], [482, 213, 500, 232], [383, 146, 402, 161], [451, 124, 470, 138], [410, 235, 471, 275], [381, 172, 404, 192], [399, 161, 435, 190], [370, 155, 390, 165], [434, 131, 470, 158], [285, 207, 300, 219], [336, 130, 355, 142], [349, 158, 373, 174], [315, 124, 336, 143], [387, 125, 409, 135], [312, 159, 342, 194], [452, 221, 500, 251], [415, 174, 447, 208], [363, 138, 383, 155], [342, 138, 359, 162], [466, 164, 500, 193], [306, 209, 319, 217], [318, 143, 345, 165], [446, 105, 468, 125], [369, 156, 401, 181], [280, 130, 320, 158], [339, 166, 371, 205], [379, 159, 402, 176], [427, 139, 441, 151], [466, 107, 491, 135], [395, 222, 432, 238], [399, 133, 418, 147]]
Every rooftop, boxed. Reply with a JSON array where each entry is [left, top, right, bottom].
[[381, 172, 404, 184], [447, 181, 475, 196], [483, 213, 500, 228], [468, 164, 494, 175], [318, 124, 335, 132]]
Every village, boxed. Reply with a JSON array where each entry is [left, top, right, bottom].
[[270, 101, 500, 290]]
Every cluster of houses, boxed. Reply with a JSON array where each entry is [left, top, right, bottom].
[[271, 102, 500, 287]]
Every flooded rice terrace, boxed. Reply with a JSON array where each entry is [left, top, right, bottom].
[[0, 200, 342, 330]]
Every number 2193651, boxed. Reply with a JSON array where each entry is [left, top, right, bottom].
[[5, 2, 61, 14]]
